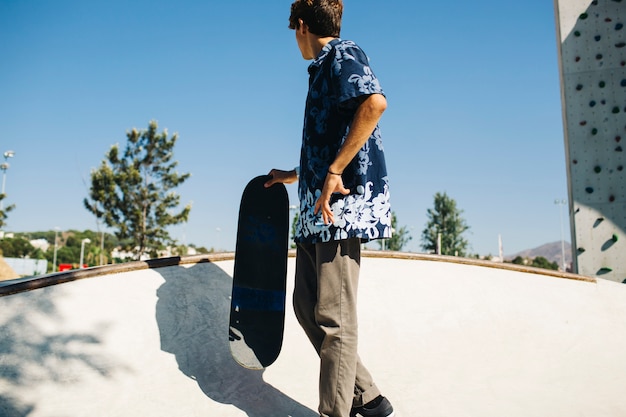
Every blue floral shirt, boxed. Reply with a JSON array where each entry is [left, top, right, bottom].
[[295, 38, 392, 244]]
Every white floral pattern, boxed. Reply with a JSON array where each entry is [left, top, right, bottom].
[[296, 39, 391, 244]]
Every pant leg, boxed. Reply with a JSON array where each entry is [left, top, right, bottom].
[[294, 242, 325, 353], [294, 239, 381, 417]]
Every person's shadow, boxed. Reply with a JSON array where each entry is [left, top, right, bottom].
[[155, 260, 317, 417]]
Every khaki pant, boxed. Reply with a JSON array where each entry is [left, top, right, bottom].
[[294, 238, 380, 417]]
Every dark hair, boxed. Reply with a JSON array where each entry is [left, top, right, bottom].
[[288, 0, 343, 37]]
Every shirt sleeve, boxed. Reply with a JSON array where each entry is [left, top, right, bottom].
[[332, 42, 385, 111]]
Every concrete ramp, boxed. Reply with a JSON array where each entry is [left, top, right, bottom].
[[1, 253, 626, 417]]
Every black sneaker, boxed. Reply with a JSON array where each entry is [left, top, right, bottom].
[[350, 395, 395, 417]]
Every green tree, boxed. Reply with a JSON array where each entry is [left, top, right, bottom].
[[378, 211, 412, 251], [421, 192, 470, 256], [0, 194, 15, 230], [0, 236, 44, 259], [84, 121, 192, 260], [531, 256, 558, 271], [511, 255, 525, 265], [290, 211, 299, 249]]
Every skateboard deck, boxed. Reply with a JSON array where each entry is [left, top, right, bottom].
[[229, 175, 289, 369]]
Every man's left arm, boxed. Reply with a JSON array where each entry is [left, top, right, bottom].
[[315, 93, 388, 224]]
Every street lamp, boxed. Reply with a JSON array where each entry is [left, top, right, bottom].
[[80, 238, 91, 269], [52, 227, 61, 272], [554, 199, 567, 271], [0, 150, 14, 210]]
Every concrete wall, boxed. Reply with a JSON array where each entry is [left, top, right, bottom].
[[554, 0, 626, 282], [3, 257, 47, 276]]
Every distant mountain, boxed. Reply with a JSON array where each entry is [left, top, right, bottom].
[[507, 241, 572, 269]]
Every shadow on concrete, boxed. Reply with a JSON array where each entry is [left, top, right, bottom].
[[155, 261, 317, 417], [0, 287, 116, 417]]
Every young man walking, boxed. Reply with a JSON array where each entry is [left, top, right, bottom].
[[265, 1, 394, 416]]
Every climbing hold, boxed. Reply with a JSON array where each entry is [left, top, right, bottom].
[[580, 13, 588, 20], [621, 80, 626, 87], [616, 146, 623, 152], [599, 81, 606, 88], [613, 106, 621, 113], [617, 23, 624, 30], [616, 136, 622, 142], [594, 166, 602, 173], [585, 187, 594, 194], [590, 101, 596, 107], [575, 56, 581, 62], [578, 247, 586, 253], [573, 159, 578, 164], [599, 267, 613, 274], [609, 195, 616, 202], [596, 54, 603, 60], [591, 128, 598, 135], [574, 30, 581, 37], [576, 84, 583, 91], [595, 35, 602, 41], [612, 234, 619, 243], [618, 165, 624, 171], [579, 121, 587, 126], [617, 42, 626, 48]]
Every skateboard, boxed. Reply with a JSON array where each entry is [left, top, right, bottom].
[[229, 175, 289, 369]]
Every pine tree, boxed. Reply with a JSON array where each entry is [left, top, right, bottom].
[[0, 194, 15, 230], [84, 120, 191, 260], [421, 192, 470, 256], [379, 211, 412, 251]]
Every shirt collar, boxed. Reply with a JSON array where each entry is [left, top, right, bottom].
[[308, 38, 341, 72]]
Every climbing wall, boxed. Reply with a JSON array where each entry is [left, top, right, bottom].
[[554, 0, 626, 282]]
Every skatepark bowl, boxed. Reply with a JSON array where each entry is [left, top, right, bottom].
[[1, 251, 626, 417]]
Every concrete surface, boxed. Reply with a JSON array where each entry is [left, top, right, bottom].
[[1, 253, 626, 417]]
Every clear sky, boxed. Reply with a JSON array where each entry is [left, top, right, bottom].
[[0, 0, 570, 256]]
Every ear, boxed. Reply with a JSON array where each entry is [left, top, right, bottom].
[[298, 18, 308, 33]]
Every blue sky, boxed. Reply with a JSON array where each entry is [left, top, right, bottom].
[[0, 0, 569, 255]]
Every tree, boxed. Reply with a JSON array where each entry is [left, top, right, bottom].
[[531, 256, 558, 270], [509, 255, 558, 271], [290, 211, 299, 249], [421, 192, 470, 256], [0, 236, 44, 259], [511, 255, 525, 265], [0, 194, 15, 230], [378, 211, 412, 251], [84, 121, 192, 260]]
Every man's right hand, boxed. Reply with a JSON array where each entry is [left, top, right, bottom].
[[265, 169, 298, 188]]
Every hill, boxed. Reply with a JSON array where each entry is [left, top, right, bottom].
[[507, 241, 572, 269]]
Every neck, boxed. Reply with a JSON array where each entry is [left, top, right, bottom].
[[314, 36, 336, 53], [305, 36, 336, 59]]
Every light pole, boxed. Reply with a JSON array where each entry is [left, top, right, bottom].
[[52, 227, 60, 272], [0, 150, 14, 210], [554, 199, 567, 271], [80, 238, 91, 269]]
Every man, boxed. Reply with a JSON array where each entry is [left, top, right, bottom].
[[265, 1, 394, 416]]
